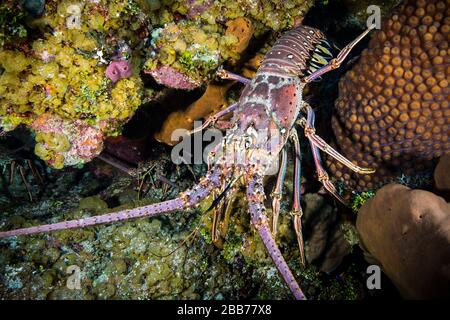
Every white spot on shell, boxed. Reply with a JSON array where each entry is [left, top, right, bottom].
[[287, 54, 294, 59]]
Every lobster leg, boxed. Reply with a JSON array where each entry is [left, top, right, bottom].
[[211, 178, 233, 246], [302, 104, 375, 174], [188, 103, 238, 135], [289, 129, 305, 267], [18, 165, 33, 202], [211, 188, 224, 246], [271, 148, 287, 236], [9, 160, 15, 184], [0, 169, 223, 238], [27, 159, 44, 185], [297, 108, 346, 204], [217, 68, 251, 85], [309, 139, 346, 205], [248, 173, 306, 300], [220, 187, 237, 239], [303, 25, 375, 83], [212, 184, 239, 246]]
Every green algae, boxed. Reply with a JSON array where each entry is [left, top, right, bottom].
[[350, 191, 375, 213]]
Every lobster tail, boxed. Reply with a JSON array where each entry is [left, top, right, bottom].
[[0, 168, 223, 238]]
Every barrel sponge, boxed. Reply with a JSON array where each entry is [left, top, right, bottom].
[[328, 0, 450, 191]]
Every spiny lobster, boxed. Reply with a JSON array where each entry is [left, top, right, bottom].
[[0, 24, 376, 299]]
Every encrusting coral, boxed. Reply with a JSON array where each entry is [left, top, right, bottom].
[[143, 0, 313, 89], [328, 0, 450, 191], [0, 0, 146, 168], [31, 113, 105, 169], [1, 0, 315, 167], [143, 17, 250, 89]]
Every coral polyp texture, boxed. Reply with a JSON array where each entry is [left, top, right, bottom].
[[328, 0, 450, 191], [0, 0, 145, 168]]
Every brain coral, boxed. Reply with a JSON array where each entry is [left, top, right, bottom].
[[0, 0, 146, 168], [328, 0, 450, 191]]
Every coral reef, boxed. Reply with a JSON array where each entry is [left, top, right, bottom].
[[0, 0, 146, 168], [0, 0, 420, 301], [0, 144, 367, 300], [328, 0, 450, 191], [143, 18, 244, 89], [356, 182, 450, 299], [143, 0, 313, 88], [1, 0, 315, 166]]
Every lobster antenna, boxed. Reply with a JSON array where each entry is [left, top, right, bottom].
[[0, 169, 223, 238], [147, 177, 239, 259]]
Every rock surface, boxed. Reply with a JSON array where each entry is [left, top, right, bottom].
[[303, 193, 352, 273]]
